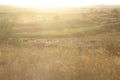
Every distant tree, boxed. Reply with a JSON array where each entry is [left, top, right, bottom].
[[111, 9, 120, 22], [0, 16, 17, 45]]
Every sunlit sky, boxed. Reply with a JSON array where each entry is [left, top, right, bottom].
[[0, 0, 120, 9]]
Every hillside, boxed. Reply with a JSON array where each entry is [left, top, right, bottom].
[[0, 5, 120, 38], [0, 5, 120, 80]]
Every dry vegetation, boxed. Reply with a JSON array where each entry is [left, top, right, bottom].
[[0, 5, 120, 80], [0, 37, 120, 80]]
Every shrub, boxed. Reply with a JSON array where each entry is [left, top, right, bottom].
[[0, 16, 17, 45], [101, 37, 120, 56]]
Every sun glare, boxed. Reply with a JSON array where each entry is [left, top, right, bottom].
[[1, 0, 120, 10], [22, 0, 86, 10], [1, 0, 92, 10]]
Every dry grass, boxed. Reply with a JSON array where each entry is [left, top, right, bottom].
[[0, 37, 119, 80], [0, 5, 120, 80]]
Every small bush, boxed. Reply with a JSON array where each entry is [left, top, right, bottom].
[[101, 38, 120, 56], [0, 16, 18, 45]]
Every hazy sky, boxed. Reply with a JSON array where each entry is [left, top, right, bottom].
[[0, 0, 120, 8]]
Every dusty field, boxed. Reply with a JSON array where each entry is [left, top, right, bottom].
[[0, 5, 120, 80], [0, 38, 119, 80]]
